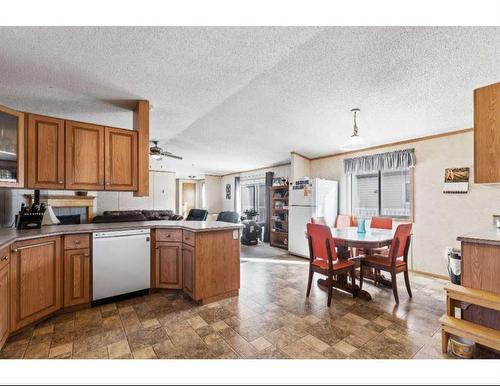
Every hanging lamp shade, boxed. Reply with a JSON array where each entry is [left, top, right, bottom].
[[341, 108, 369, 151]]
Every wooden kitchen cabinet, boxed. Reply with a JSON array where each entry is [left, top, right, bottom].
[[0, 105, 24, 188], [10, 237, 62, 332], [26, 114, 65, 189], [474, 82, 500, 183], [65, 120, 105, 190], [182, 244, 195, 298], [0, 248, 10, 350], [104, 127, 138, 190], [154, 242, 183, 289], [63, 248, 90, 307]]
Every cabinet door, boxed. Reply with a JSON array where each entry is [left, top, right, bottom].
[[27, 114, 65, 189], [104, 127, 137, 191], [474, 83, 500, 183], [182, 244, 195, 298], [63, 248, 90, 307], [65, 121, 105, 190], [154, 242, 182, 289], [0, 105, 24, 188], [10, 237, 62, 332], [0, 263, 9, 350]]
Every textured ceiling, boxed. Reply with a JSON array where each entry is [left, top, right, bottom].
[[1, 27, 499, 177]]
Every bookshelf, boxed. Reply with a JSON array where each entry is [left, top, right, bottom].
[[270, 184, 289, 249]]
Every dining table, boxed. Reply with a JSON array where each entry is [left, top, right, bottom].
[[316, 226, 396, 301]]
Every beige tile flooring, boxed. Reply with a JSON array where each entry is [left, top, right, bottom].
[[0, 244, 495, 359]]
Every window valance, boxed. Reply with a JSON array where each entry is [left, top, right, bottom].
[[343, 148, 416, 174]]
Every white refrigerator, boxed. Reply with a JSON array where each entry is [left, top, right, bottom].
[[288, 178, 338, 258]]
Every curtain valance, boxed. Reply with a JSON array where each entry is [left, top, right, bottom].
[[343, 148, 416, 174]]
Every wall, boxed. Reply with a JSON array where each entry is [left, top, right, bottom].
[[0, 189, 99, 227], [309, 130, 500, 276], [291, 153, 311, 183], [221, 164, 291, 213], [97, 170, 176, 214], [204, 175, 222, 215]]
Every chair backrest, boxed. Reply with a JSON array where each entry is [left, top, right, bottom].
[[370, 216, 393, 230], [306, 223, 337, 269], [216, 211, 240, 223], [311, 217, 327, 225], [186, 209, 208, 221], [335, 214, 354, 228], [388, 223, 412, 262]]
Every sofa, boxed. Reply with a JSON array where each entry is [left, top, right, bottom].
[[92, 210, 183, 223]]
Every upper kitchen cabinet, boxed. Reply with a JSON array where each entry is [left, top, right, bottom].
[[104, 127, 138, 190], [0, 105, 24, 188], [474, 82, 500, 183], [65, 120, 105, 190], [26, 114, 65, 189]]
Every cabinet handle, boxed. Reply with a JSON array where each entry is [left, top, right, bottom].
[[1, 255, 7, 262], [74, 240, 81, 244], [83, 253, 89, 257], [58, 180, 63, 184], [13, 241, 54, 252]]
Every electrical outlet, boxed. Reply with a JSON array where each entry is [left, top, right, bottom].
[[233, 230, 239, 240]]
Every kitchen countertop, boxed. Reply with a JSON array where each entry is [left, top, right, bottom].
[[0, 220, 243, 250], [457, 226, 500, 246]]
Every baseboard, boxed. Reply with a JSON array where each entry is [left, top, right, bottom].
[[409, 269, 449, 281]]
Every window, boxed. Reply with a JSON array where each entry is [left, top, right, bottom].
[[240, 181, 266, 221], [351, 168, 412, 219]]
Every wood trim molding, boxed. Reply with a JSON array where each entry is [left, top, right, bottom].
[[409, 269, 449, 281], [220, 162, 291, 178], [310, 128, 473, 161], [133, 100, 150, 197], [291, 151, 312, 161]]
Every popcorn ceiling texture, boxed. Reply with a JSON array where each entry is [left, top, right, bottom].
[[0, 27, 499, 176]]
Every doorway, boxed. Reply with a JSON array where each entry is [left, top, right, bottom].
[[182, 182, 196, 218]]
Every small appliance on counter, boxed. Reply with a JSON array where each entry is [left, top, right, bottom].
[[493, 215, 500, 228]]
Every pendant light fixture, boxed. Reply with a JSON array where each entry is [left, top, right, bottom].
[[341, 108, 369, 151]]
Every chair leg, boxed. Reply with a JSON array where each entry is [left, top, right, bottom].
[[391, 272, 399, 304], [306, 268, 313, 297], [373, 268, 378, 286], [359, 266, 364, 291], [327, 276, 333, 307], [351, 267, 357, 297], [441, 329, 449, 353], [404, 269, 412, 298]]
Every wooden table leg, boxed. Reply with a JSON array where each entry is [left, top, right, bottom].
[[355, 268, 392, 287], [317, 277, 372, 301]]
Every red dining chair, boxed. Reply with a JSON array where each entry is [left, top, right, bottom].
[[311, 217, 327, 225], [335, 214, 355, 228], [359, 223, 413, 304], [370, 216, 393, 230], [306, 223, 356, 307], [370, 216, 393, 258]]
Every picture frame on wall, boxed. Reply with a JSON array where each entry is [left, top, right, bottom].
[[225, 184, 231, 199]]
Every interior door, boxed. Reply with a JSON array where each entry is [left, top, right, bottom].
[[65, 121, 105, 190], [104, 127, 137, 191], [182, 182, 196, 218], [27, 114, 65, 189]]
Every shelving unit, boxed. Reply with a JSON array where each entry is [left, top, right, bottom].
[[270, 185, 289, 250]]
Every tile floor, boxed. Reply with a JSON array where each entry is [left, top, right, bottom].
[[0, 243, 495, 359]]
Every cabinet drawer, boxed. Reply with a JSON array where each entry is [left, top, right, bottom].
[[156, 229, 182, 242], [0, 246, 9, 271], [64, 234, 90, 250], [183, 231, 195, 247]]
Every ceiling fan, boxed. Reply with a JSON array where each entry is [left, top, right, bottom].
[[149, 140, 183, 160]]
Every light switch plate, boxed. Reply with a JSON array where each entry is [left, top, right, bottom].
[[233, 230, 239, 240]]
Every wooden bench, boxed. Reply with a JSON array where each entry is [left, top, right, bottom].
[[442, 284, 500, 354]]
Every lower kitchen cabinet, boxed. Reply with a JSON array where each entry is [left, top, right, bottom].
[[0, 260, 10, 350], [63, 248, 90, 307], [182, 244, 195, 298], [154, 242, 183, 289], [10, 237, 62, 332]]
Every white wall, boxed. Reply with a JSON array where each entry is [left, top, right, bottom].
[[221, 164, 291, 213], [97, 170, 176, 214], [204, 175, 222, 215], [291, 153, 311, 183], [309, 130, 500, 276]]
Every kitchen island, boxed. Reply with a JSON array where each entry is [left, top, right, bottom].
[[0, 221, 242, 349]]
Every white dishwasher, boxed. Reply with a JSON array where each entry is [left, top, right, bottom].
[[93, 229, 151, 301]]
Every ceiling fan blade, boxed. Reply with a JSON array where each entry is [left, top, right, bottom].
[[161, 151, 183, 160]]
